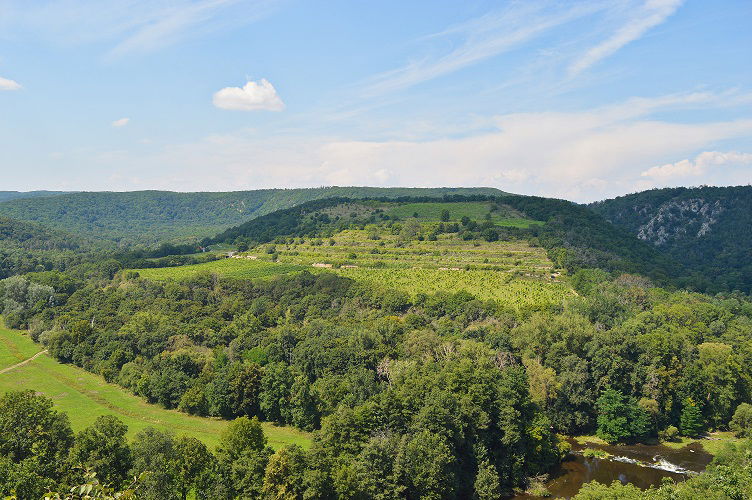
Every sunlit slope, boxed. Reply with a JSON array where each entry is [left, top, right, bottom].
[[136, 223, 571, 310], [0, 325, 310, 449]]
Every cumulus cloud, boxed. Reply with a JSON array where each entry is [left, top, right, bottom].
[[111, 118, 130, 127], [569, 0, 684, 75], [212, 79, 285, 111], [0, 77, 22, 91], [641, 151, 752, 179]]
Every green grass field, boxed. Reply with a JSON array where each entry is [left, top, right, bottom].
[[0, 325, 310, 450]]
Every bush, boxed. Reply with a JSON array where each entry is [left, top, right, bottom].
[[582, 448, 610, 459], [658, 425, 680, 442], [730, 403, 752, 438]]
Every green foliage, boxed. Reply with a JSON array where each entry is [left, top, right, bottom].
[[215, 416, 273, 498], [590, 185, 752, 293], [679, 398, 704, 437], [0, 188, 503, 244], [658, 425, 679, 442], [595, 389, 652, 444], [730, 403, 752, 438], [130, 427, 180, 499], [70, 415, 132, 490]]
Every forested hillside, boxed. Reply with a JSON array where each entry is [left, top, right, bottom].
[[1, 193, 751, 498], [0, 187, 503, 245], [211, 195, 679, 283], [0, 191, 69, 203], [590, 186, 752, 293], [0, 216, 94, 278]]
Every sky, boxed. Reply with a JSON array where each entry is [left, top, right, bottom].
[[0, 0, 751, 202]]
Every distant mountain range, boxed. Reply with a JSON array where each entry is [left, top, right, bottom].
[[0, 191, 71, 202], [0, 187, 504, 245]]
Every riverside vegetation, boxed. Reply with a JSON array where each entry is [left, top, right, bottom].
[[0, 193, 751, 498]]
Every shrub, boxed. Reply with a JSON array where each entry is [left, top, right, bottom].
[[730, 403, 752, 438], [658, 425, 680, 442]]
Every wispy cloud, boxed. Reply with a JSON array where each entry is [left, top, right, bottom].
[[360, 2, 606, 96], [0, 0, 279, 58], [107, 0, 277, 58], [569, 0, 684, 76], [111, 118, 130, 127], [0, 76, 22, 91]]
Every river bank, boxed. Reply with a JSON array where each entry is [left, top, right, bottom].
[[513, 432, 738, 499]]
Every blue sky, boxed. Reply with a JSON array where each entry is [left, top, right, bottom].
[[1, 0, 750, 201]]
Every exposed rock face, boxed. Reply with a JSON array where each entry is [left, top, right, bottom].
[[635, 198, 725, 246]]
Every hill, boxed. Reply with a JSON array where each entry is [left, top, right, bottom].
[[590, 185, 752, 292], [0, 187, 504, 245], [208, 195, 679, 284], [0, 216, 93, 278], [0, 190, 69, 203]]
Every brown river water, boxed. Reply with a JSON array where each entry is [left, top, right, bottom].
[[513, 438, 714, 499]]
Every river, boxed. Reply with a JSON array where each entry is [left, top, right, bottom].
[[513, 437, 714, 499]]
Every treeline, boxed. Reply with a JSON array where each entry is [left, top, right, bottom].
[[0, 390, 312, 499], [0, 216, 92, 279], [4, 271, 567, 497]]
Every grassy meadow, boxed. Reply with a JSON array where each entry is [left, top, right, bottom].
[[0, 324, 311, 449]]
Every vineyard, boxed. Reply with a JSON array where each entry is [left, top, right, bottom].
[[135, 257, 305, 281], [134, 217, 572, 309], [381, 201, 542, 228]]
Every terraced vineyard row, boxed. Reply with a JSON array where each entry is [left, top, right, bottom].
[[135, 222, 570, 309]]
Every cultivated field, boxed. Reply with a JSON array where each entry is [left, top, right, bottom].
[[135, 257, 304, 281], [0, 325, 311, 449], [135, 220, 571, 309]]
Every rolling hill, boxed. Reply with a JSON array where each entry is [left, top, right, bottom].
[[208, 195, 679, 284], [0, 216, 94, 278], [0, 187, 504, 245], [0, 190, 70, 203], [590, 185, 752, 292]]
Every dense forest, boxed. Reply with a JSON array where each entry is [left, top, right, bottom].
[[0, 191, 69, 203], [590, 185, 752, 293], [0, 216, 98, 279], [1, 191, 752, 498]]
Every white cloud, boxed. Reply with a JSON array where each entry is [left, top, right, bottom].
[[0, 77, 22, 91], [111, 118, 130, 127], [569, 0, 684, 75], [213, 79, 285, 111], [57, 92, 750, 202], [641, 151, 752, 179]]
